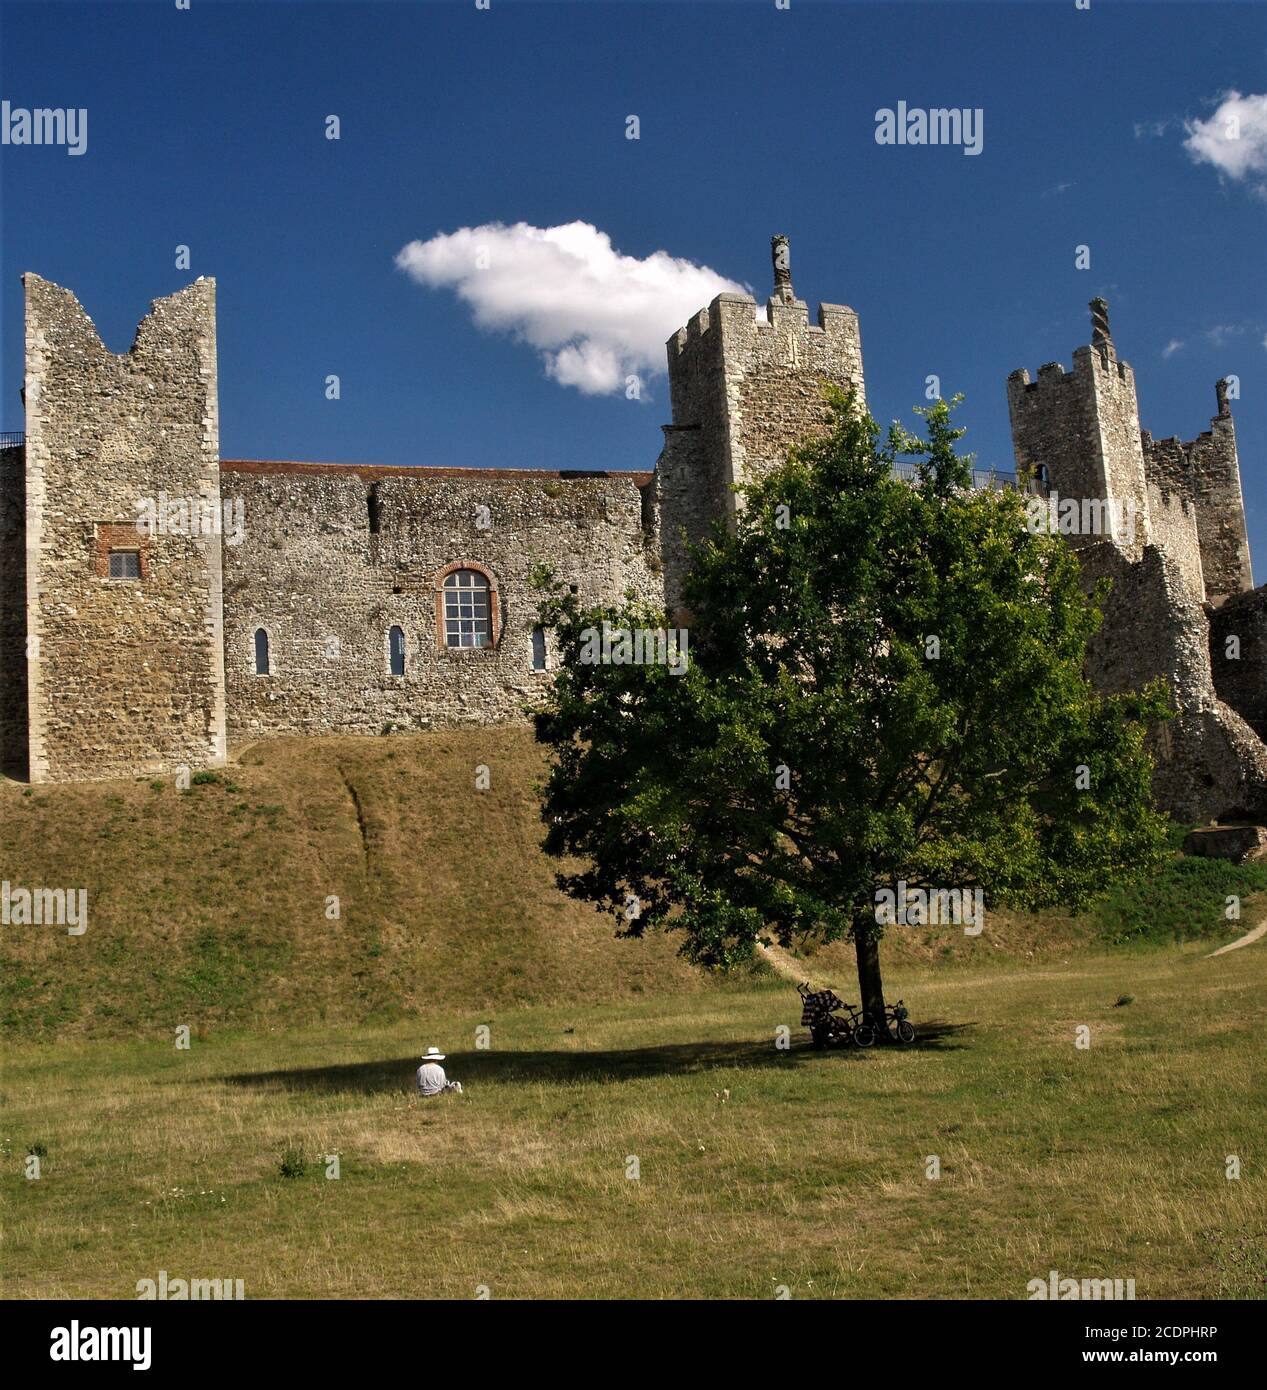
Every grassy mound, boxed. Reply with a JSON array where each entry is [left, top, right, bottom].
[[0, 729, 756, 1038]]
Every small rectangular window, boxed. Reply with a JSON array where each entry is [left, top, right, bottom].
[[531, 626, 547, 672], [108, 550, 141, 580]]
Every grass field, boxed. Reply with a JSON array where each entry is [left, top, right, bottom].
[[5, 939, 1265, 1300], [7, 728, 1257, 1041], [4, 728, 1265, 1299]]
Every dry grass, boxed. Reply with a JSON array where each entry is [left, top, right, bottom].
[[4, 941, 1265, 1299], [0, 728, 756, 1037]]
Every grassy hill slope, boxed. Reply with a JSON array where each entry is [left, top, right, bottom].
[[0, 729, 756, 1038], [2, 728, 1262, 1038]]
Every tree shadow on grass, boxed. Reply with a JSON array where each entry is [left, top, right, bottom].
[[899, 1020, 975, 1051], [218, 1022, 975, 1095]]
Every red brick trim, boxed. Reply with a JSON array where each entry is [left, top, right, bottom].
[[93, 522, 149, 579], [434, 560, 500, 652]]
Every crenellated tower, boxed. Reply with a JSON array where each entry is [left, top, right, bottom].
[[1007, 299, 1152, 566], [656, 235, 864, 611]]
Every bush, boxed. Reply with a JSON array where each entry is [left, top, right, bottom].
[[278, 1145, 307, 1180]]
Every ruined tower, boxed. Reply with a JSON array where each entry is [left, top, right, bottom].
[[656, 235, 865, 610], [1141, 378, 1252, 608], [21, 274, 227, 782], [1009, 301, 1267, 823], [1006, 299, 1151, 565]]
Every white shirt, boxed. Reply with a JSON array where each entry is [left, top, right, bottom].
[[416, 1062, 447, 1096]]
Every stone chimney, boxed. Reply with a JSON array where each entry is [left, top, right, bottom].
[[772, 234, 794, 304], [1090, 297, 1112, 349]]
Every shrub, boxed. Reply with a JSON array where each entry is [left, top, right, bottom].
[[278, 1145, 307, 1179]]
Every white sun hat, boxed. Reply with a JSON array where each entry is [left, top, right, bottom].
[[420, 1046, 446, 1062]]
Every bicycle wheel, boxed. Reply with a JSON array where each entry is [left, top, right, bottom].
[[853, 1023, 876, 1048], [895, 1019, 916, 1044]]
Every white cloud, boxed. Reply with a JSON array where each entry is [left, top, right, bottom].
[[394, 221, 750, 396], [1205, 324, 1243, 347], [1162, 338, 1185, 359], [1183, 91, 1267, 195]]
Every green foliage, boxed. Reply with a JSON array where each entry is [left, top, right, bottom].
[[533, 390, 1171, 981], [277, 1145, 307, 1180], [1091, 830, 1267, 944]]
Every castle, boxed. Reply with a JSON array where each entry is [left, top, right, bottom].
[[2, 236, 1265, 824]]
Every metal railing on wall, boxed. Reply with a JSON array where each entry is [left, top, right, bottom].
[[891, 459, 1048, 496], [0, 432, 25, 449]]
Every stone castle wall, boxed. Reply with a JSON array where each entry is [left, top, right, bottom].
[[1074, 541, 1267, 822], [4, 261, 1262, 825], [0, 444, 26, 774], [21, 274, 227, 783], [1010, 307, 1265, 823], [1142, 390, 1252, 608], [1182, 404, 1252, 605], [1210, 587, 1267, 743], [1007, 342, 1148, 564], [221, 461, 659, 741], [1145, 481, 1205, 606]]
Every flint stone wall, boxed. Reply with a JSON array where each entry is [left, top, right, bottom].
[[1209, 585, 1267, 742], [1076, 540, 1267, 822], [221, 462, 660, 740], [0, 445, 26, 774], [21, 274, 226, 783]]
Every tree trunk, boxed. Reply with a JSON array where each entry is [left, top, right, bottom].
[[854, 930, 887, 1034]]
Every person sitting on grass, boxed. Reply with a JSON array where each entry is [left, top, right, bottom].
[[416, 1046, 462, 1097]]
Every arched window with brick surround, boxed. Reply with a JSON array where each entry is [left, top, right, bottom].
[[435, 562, 499, 650]]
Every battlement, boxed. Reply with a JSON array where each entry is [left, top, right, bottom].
[[1007, 342, 1134, 401], [668, 292, 860, 358], [1007, 300, 1148, 562]]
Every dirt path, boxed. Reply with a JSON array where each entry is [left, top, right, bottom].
[[1205, 920, 1267, 958], [758, 940, 810, 983]]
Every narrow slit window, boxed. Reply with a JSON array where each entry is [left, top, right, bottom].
[[389, 625, 406, 676], [531, 626, 547, 672], [254, 628, 270, 676]]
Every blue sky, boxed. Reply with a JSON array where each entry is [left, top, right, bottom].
[[3, 1, 1265, 559]]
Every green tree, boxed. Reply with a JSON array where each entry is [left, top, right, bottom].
[[533, 393, 1170, 1028]]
